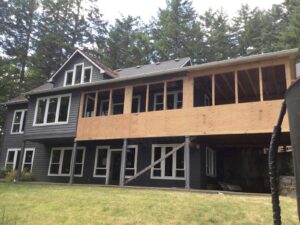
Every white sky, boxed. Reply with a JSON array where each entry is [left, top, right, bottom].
[[98, 0, 285, 24]]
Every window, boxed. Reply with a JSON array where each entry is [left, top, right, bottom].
[[96, 91, 110, 116], [83, 93, 95, 117], [64, 64, 93, 86], [125, 146, 138, 178], [34, 94, 71, 125], [206, 147, 216, 177], [22, 148, 35, 172], [149, 83, 164, 111], [237, 68, 260, 103], [132, 96, 141, 113], [48, 147, 85, 176], [215, 72, 235, 105], [194, 76, 212, 107], [154, 93, 164, 111], [132, 85, 147, 113], [65, 70, 73, 86], [94, 147, 109, 177], [11, 109, 27, 134], [151, 144, 185, 180], [111, 89, 125, 115], [5, 149, 21, 171], [167, 80, 183, 110]]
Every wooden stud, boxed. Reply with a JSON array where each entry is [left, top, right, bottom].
[[212, 74, 215, 106], [94, 91, 98, 117], [259, 66, 264, 102], [163, 81, 167, 110], [234, 71, 238, 104], [145, 84, 149, 112], [79, 93, 85, 118], [108, 89, 112, 115], [124, 86, 133, 114], [183, 76, 193, 109]]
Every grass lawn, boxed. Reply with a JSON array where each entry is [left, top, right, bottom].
[[0, 183, 298, 225]]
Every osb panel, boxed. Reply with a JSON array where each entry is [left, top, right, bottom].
[[76, 100, 289, 141]]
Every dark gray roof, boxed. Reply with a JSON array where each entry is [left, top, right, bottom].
[[5, 95, 28, 105], [116, 57, 191, 77]]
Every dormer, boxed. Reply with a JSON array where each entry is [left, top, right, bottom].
[[48, 49, 118, 88]]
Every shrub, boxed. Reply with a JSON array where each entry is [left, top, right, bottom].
[[0, 167, 7, 178], [20, 171, 33, 182], [4, 170, 17, 183]]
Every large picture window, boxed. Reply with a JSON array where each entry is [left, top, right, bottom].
[[151, 144, 185, 180], [34, 94, 71, 125], [48, 147, 85, 176], [11, 109, 27, 134]]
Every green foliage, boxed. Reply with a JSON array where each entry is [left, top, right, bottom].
[[20, 171, 33, 182], [4, 171, 16, 183], [0, 167, 7, 178]]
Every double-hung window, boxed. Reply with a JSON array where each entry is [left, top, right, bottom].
[[167, 91, 183, 109], [125, 146, 138, 178], [94, 147, 109, 177], [5, 149, 21, 171], [64, 64, 92, 86], [11, 109, 27, 134], [34, 94, 71, 125], [22, 148, 35, 172], [154, 93, 164, 111], [206, 147, 216, 177], [151, 144, 185, 179], [48, 147, 85, 176]]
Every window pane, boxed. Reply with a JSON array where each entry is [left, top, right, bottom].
[[112, 104, 124, 115], [47, 98, 58, 123], [51, 150, 61, 163], [23, 164, 32, 172], [58, 96, 70, 122], [83, 93, 95, 117], [176, 170, 184, 177], [50, 164, 59, 174], [21, 111, 27, 132], [74, 164, 82, 175], [76, 149, 83, 163], [7, 151, 15, 163], [176, 148, 184, 169], [14, 112, 22, 123], [25, 150, 33, 163], [167, 94, 175, 109], [97, 149, 107, 167], [15, 151, 20, 170], [154, 147, 161, 169], [155, 94, 163, 111], [84, 68, 91, 83], [66, 71, 73, 85], [75, 65, 83, 84], [96, 169, 106, 176], [125, 169, 134, 176], [165, 147, 173, 177], [99, 100, 109, 116], [153, 170, 161, 177], [12, 124, 20, 133], [61, 150, 72, 174], [126, 148, 135, 168], [132, 97, 140, 113], [36, 99, 47, 124]]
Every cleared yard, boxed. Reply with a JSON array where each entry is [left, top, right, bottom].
[[0, 183, 298, 225]]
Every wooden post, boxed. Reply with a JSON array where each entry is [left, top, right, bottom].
[[108, 89, 113, 115], [16, 140, 26, 182], [259, 67, 264, 102], [163, 81, 167, 110], [145, 84, 149, 112], [212, 75, 215, 106], [185, 136, 190, 189], [234, 71, 238, 104], [124, 86, 133, 114], [69, 140, 77, 184], [94, 91, 98, 117], [119, 139, 127, 186]]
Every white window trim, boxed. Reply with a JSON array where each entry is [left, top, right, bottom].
[[154, 92, 164, 111], [64, 69, 74, 86], [47, 147, 85, 177], [93, 145, 138, 183], [150, 144, 185, 180], [5, 148, 21, 170], [63, 63, 93, 87], [11, 109, 27, 134], [206, 147, 217, 177], [33, 94, 72, 126], [132, 95, 141, 113], [21, 148, 35, 172], [82, 66, 93, 83], [125, 145, 138, 179], [167, 90, 183, 109]]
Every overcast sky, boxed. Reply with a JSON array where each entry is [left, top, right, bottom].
[[98, 0, 285, 24]]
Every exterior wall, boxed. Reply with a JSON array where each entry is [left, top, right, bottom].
[[52, 52, 105, 88], [0, 103, 27, 168], [24, 90, 81, 140]]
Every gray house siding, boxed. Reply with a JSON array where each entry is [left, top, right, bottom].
[[52, 52, 105, 87], [0, 104, 27, 168], [24, 89, 81, 140]]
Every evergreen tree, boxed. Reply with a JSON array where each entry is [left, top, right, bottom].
[[151, 0, 204, 63]]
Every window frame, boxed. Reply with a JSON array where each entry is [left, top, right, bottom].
[[22, 148, 35, 172], [206, 147, 217, 177], [93, 146, 110, 178], [125, 145, 138, 179], [5, 148, 21, 171], [167, 90, 183, 110], [132, 95, 141, 113], [33, 94, 72, 126], [48, 147, 85, 177], [63, 63, 93, 86], [153, 92, 164, 111], [11, 109, 27, 134], [150, 144, 185, 180]]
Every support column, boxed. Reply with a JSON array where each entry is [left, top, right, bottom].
[[119, 139, 127, 186], [69, 140, 77, 184], [16, 140, 26, 182], [185, 136, 190, 189]]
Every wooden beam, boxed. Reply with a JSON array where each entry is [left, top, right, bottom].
[[212, 75, 215, 106], [124, 86, 133, 114], [125, 139, 194, 185], [69, 140, 77, 184], [259, 67, 264, 101], [183, 76, 193, 108], [184, 136, 190, 189], [79, 93, 85, 118], [145, 84, 149, 112], [94, 91, 98, 117], [108, 89, 112, 115], [119, 139, 127, 186], [234, 71, 238, 104], [163, 81, 167, 110]]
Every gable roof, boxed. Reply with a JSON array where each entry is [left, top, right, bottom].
[[116, 57, 191, 77], [48, 49, 118, 82]]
